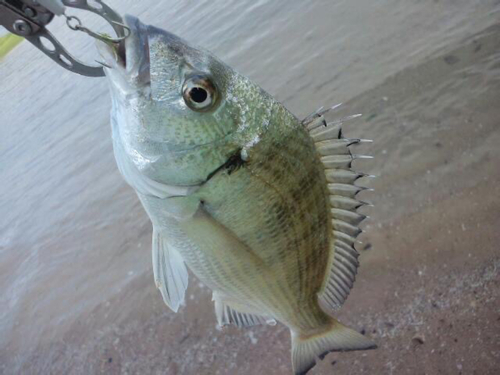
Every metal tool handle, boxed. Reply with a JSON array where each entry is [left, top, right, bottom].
[[27, 24, 106, 77], [0, 0, 126, 77]]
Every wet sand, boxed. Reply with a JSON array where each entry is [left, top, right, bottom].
[[1, 1, 499, 374]]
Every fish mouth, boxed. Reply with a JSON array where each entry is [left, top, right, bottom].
[[97, 15, 151, 87]]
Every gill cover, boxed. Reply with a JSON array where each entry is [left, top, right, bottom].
[[99, 15, 244, 187]]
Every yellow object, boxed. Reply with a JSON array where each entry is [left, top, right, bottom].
[[0, 33, 23, 60]]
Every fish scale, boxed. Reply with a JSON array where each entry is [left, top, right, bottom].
[[192, 109, 333, 331]]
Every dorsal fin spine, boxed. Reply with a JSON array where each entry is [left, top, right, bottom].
[[330, 195, 365, 210], [332, 219, 362, 237], [331, 208, 366, 225], [302, 106, 372, 312]]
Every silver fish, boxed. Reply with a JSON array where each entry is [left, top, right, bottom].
[[97, 15, 376, 374]]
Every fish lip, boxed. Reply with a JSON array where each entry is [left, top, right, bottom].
[[97, 15, 150, 86], [123, 15, 150, 83]]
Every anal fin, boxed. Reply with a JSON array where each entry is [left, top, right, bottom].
[[213, 292, 276, 328]]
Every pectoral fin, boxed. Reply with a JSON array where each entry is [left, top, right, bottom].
[[178, 203, 266, 267], [152, 227, 189, 312], [178, 203, 271, 322]]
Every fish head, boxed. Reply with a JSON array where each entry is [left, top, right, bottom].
[[97, 15, 272, 190]]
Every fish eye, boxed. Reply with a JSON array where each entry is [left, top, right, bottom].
[[182, 75, 218, 111]]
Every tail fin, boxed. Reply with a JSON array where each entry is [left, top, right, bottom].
[[291, 320, 377, 375]]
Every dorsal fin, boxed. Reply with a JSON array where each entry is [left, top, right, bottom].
[[213, 292, 276, 328], [302, 105, 373, 311]]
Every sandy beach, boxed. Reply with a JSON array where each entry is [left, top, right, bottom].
[[1, 0, 499, 374]]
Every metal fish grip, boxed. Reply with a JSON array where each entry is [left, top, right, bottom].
[[0, 0, 126, 77]]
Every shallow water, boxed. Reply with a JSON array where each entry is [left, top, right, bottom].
[[1, 0, 499, 374]]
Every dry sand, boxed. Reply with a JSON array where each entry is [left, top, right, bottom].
[[0, 1, 499, 374]]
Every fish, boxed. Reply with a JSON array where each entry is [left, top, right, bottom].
[[97, 14, 376, 374]]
